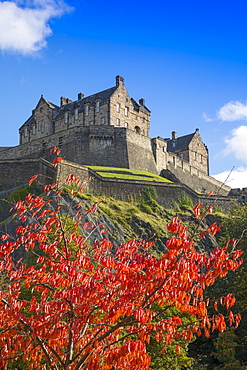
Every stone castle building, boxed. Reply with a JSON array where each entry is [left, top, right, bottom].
[[0, 76, 230, 196]]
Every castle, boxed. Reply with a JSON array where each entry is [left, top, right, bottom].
[[0, 76, 231, 201]]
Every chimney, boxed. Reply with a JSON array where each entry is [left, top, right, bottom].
[[60, 96, 67, 106], [78, 92, 84, 100], [172, 131, 177, 140], [195, 128, 199, 133], [116, 75, 124, 87], [60, 96, 72, 106], [139, 98, 145, 106]]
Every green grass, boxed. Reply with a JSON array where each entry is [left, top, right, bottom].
[[87, 166, 172, 183]]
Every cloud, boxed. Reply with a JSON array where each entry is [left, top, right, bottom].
[[217, 100, 247, 122], [0, 0, 72, 55], [213, 167, 247, 189], [223, 125, 247, 164], [202, 112, 214, 122]]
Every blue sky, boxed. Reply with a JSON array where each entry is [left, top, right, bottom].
[[1, 0, 247, 188]]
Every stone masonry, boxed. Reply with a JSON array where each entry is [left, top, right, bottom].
[[0, 76, 231, 196]]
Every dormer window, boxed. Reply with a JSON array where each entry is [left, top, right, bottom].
[[96, 101, 100, 113], [32, 125, 36, 135], [172, 139, 177, 147], [85, 105, 89, 116], [74, 108, 79, 120], [41, 121, 45, 133], [64, 111, 68, 124], [24, 127, 28, 137]]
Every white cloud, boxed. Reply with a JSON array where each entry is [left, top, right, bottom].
[[202, 112, 214, 122], [0, 0, 72, 55], [217, 100, 247, 121], [213, 167, 247, 189], [223, 125, 247, 164]]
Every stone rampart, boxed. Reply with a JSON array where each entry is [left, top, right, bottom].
[[0, 158, 55, 191], [165, 154, 230, 196]]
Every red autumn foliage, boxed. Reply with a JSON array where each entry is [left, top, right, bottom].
[[0, 150, 243, 369]]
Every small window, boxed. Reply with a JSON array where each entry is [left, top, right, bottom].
[[194, 152, 197, 160], [179, 153, 184, 159], [38, 122, 41, 131], [125, 107, 129, 117], [24, 127, 28, 137], [200, 154, 203, 163], [90, 121, 94, 125], [58, 137, 63, 147], [32, 125, 36, 135], [40, 107, 43, 113], [85, 105, 89, 116], [96, 101, 100, 113], [74, 108, 79, 120], [64, 111, 68, 124], [41, 121, 45, 133], [116, 118, 120, 126], [116, 103, 120, 112], [125, 122, 128, 128], [101, 117, 105, 124], [135, 126, 141, 134]]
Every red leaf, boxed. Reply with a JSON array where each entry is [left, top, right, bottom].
[[28, 174, 40, 186], [52, 157, 62, 167]]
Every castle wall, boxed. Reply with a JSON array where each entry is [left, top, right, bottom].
[[0, 159, 55, 191], [188, 132, 208, 174], [0, 126, 157, 173], [110, 84, 150, 136], [125, 130, 158, 174], [165, 154, 230, 196]]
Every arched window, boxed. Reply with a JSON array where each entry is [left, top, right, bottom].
[[135, 126, 141, 134]]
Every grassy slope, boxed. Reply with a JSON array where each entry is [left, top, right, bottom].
[[87, 166, 173, 183]]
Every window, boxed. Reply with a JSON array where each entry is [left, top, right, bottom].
[[85, 105, 89, 116], [40, 107, 43, 113], [194, 152, 197, 160], [24, 127, 28, 137], [64, 111, 68, 124], [116, 103, 120, 112], [38, 122, 41, 131], [74, 108, 79, 120], [200, 154, 203, 163], [41, 121, 45, 133], [125, 122, 128, 128], [32, 125, 36, 135], [101, 117, 105, 124], [90, 121, 94, 125], [179, 153, 184, 159], [125, 107, 129, 117], [116, 118, 120, 126], [59, 137, 63, 147], [96, 101, 100, 113]]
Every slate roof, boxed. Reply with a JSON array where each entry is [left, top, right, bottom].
[[131, 98, 151, 113], [166, 133, 195, 152], [55, 86, 118, 119], [19, 80, 150, 127]]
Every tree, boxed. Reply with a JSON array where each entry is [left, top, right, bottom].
[[213, 328, 246, 370], [0, 148, 243, 370]]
